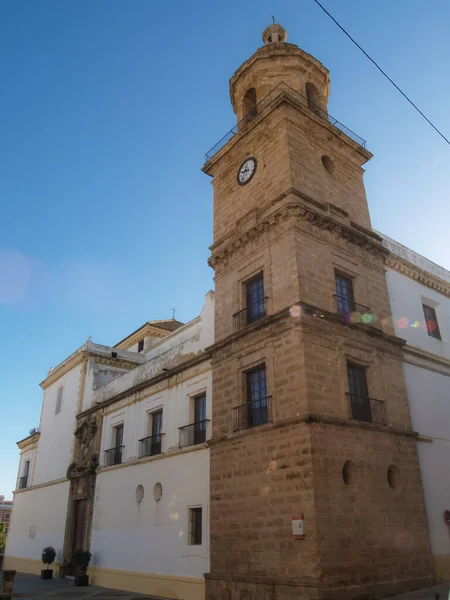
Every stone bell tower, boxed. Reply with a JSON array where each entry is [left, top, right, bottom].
[[203, 24, 434, 600]]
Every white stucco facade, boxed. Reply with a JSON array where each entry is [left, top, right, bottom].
[[5, 482, 70, 565], [33, 364, 83, 486], [91, 448, 210, 577], [381, 232, 450, 578], [5, 292, 214, 599]]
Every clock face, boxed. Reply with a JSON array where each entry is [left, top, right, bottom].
[[237, 157, 257, 185]]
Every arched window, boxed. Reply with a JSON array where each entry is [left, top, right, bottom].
[[242, 88, 257, 123], [305, 82, 322, 116]]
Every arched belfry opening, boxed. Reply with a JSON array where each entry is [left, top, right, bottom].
[[242, 88, 257, 123], [305, 82, 323, 116]]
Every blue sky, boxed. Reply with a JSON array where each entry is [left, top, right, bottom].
[[1, 0, 449, 495]]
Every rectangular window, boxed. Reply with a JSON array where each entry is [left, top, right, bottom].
[[19, 460, 30, 489], [246, 365, 268, 427], [4, 513, 10, 521], [347, 363, 371, 423], [114, 424, 124, 447], [138, 339, 144, 352], [105, 424, 123, 466], [150, 410, 163, 455], [245, 273, 266, 323], [188, 507, 202, 545], [193, 394, 207, 445], [335, 274, 355, 314], [423, 304, 441, 340], [55, 386, 63, 415]]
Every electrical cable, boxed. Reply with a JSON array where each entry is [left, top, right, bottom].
[[312, 0, 450, 146]]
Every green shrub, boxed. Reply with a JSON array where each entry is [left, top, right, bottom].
[[41, 546, 56, 568]]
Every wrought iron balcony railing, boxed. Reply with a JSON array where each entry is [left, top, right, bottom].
[[233, 396, 273, 431], [346, 393, 387, 425], [138, 433, 163, 458], [334, 295, 373, 319], [104, 445, 124, 467], [179, 420, 209, 448], [18, 476, 28, 489], [205, 82, 367, 162], [233, 297, 268, 332]]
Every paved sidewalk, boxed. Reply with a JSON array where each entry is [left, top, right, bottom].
[[10, 573, 155, 599], [6, 573, 450, 600]]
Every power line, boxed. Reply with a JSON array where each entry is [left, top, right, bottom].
[[311, 0, 450, 147]]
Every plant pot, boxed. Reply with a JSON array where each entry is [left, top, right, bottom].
[[41, 569, 53, 580], [74, 574, 89, 587]]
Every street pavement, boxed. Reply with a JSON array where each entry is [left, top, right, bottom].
[[9, 572, 155, 599], [6, 573, 450, 600]]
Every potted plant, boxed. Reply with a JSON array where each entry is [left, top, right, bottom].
[[41, 546, 56, 579], [73, 548, 91, 587]]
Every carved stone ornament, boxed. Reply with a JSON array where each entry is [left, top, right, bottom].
[[69, 417, 99, 475]]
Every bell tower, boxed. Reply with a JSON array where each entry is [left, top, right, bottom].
[[203, 25, 434, 600]]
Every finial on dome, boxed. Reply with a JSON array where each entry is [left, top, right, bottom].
[[262, 23, 288, 45]]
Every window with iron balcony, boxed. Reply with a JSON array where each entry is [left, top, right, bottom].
[[233, 364, 272, 431], [233, 272, 268, 332], [346, 363, 386, 425], [104, 424, 124, 466], [139, 410, 163, 458], [334, 273, 372, 321], [179, 394, 209, 448]]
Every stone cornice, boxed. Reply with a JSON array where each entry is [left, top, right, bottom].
[[41, 349, 142, 389], [208, 300, 405, 358], [208, 412, 417, 448], [403, 344, 450, 377], [17, 431, 40, 450], [94, 357, 136, 371], [13, 476, 67, 495], [78, 349, 213, 419], [209, 193, 387, 269], [41, 353, 86, 389], [115, 324, 167, 351], [386, 254, 450, 298]]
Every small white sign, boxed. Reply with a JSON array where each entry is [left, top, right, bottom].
[[292, 514, 305, 539]]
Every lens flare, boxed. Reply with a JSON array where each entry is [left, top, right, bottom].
[[289, 305, 302, 318]]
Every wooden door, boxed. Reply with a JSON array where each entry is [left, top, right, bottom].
[[72, 498, 87, 553]]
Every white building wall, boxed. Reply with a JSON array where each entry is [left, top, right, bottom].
[[33, 364, 83, 485], [402, 363, 450, 558], [385, 269, 450, 360], [94, 291, 214, 407], [100, 370, 212, 463], [91, 295, 214, 582], [382, 233, 450, 575], [91, 449, 209, 577], [6, 291, 214, 589], [5, 481, 69, 563]]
